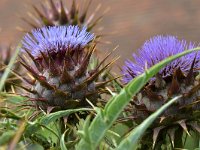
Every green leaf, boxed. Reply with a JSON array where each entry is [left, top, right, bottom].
[[6, 94, 27, 104], [0, 108, 22, 120], [184, 131, 200, 150], [25, 108, 93, 141], [60, 131, 68, 150], [116, 95, 182, 150], [0, 130, 15, 145], [40, 108, 92, 125], [76, 47, 200, 150]]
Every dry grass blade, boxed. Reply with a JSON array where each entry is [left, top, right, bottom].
[[0, 44, 21, 92]]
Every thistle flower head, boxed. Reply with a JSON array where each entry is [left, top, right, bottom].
[[22, 25, 94, 58], [122, 35, 199, 83], [19, 25, 112, 114], [123, 35, 200, 148], [23, 0, 102, 32]]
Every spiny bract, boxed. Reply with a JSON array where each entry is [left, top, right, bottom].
[[122, 35, 200, 148], [23, 0, 102, 32], [20, 25, 112, 112]]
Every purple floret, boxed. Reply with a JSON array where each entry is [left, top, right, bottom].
[[21, 25, 94, 58], [122, 35, 200, 84]]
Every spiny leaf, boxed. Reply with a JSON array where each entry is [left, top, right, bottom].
[[60, 130, 68, 150], [76, 47, 200, 150], [153, 126, 165, 149], [0, 108, 22, 120], [40, 108, 93, 125], [177, 120, 190, 136], [168, 128, 177, 148], [117, 95, 182, 150]]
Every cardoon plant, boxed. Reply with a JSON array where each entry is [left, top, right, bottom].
[[23, 0, 102, 31], [20, 25, 113, 114], [2, 1, 200, 149], [122, 35, 200, 149]]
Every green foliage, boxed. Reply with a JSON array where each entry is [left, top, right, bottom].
[[40, 108, 93, 125], [184, 131, 200, 149], [0, 92, 93, 149], [0, 23, 200, 149], [117, 95, 182, 150], [76, 47, 200, 150], [60, 131, 68, 150], [0, 131, 15, 146]]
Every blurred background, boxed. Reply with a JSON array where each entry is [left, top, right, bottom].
[[0, 0, 200, 66]]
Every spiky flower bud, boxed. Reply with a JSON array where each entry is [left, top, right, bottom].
[[122, 35, 200, 148], [24, 0, 101, 32], [20, 25, 112, 112]]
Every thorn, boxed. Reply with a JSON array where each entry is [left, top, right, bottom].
[[47, 106, 55, 114], [175, 67, 185, 79], [79, 0, 92, 23], [64, 55, 74, 70], [144, 87, 164, 101], [167, 128, 177, 148], [61, 63, 74, 84], [155, 74, 166, 88], [49, 0, 59, 20], [39, 50, 49, 68], [11, 69, 35, 85], [33, 5, 53, 26], [168, 69, 180, 97], [19, 61, 39, 78], [20, 17, 38, 28], [153, 126, 165, 149], [159, 116, 166, 123], [105, 87, 116, 96], [95, 75, 122, 88], [46, 49, 59, 76], [59, 0, 69, 24], [126, 67, 136, 79], [73, 57, 118, 91], [13, 84, 37, 94], [70, 0, 77, 19], [24, 48, 42, 72], [185, 55, 197, 85], [74, 45, 95, 78], [86, 56, 119, 84], [86, 3, 102, 26], [20, 61, 55, 90], [177, 120, 190, 136], [95, 46, 118, 71], [86, 98, 95, 109]]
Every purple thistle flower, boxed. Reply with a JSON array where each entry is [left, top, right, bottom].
[[22, 25, 94, 58], [122, 35, 200, 84]]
